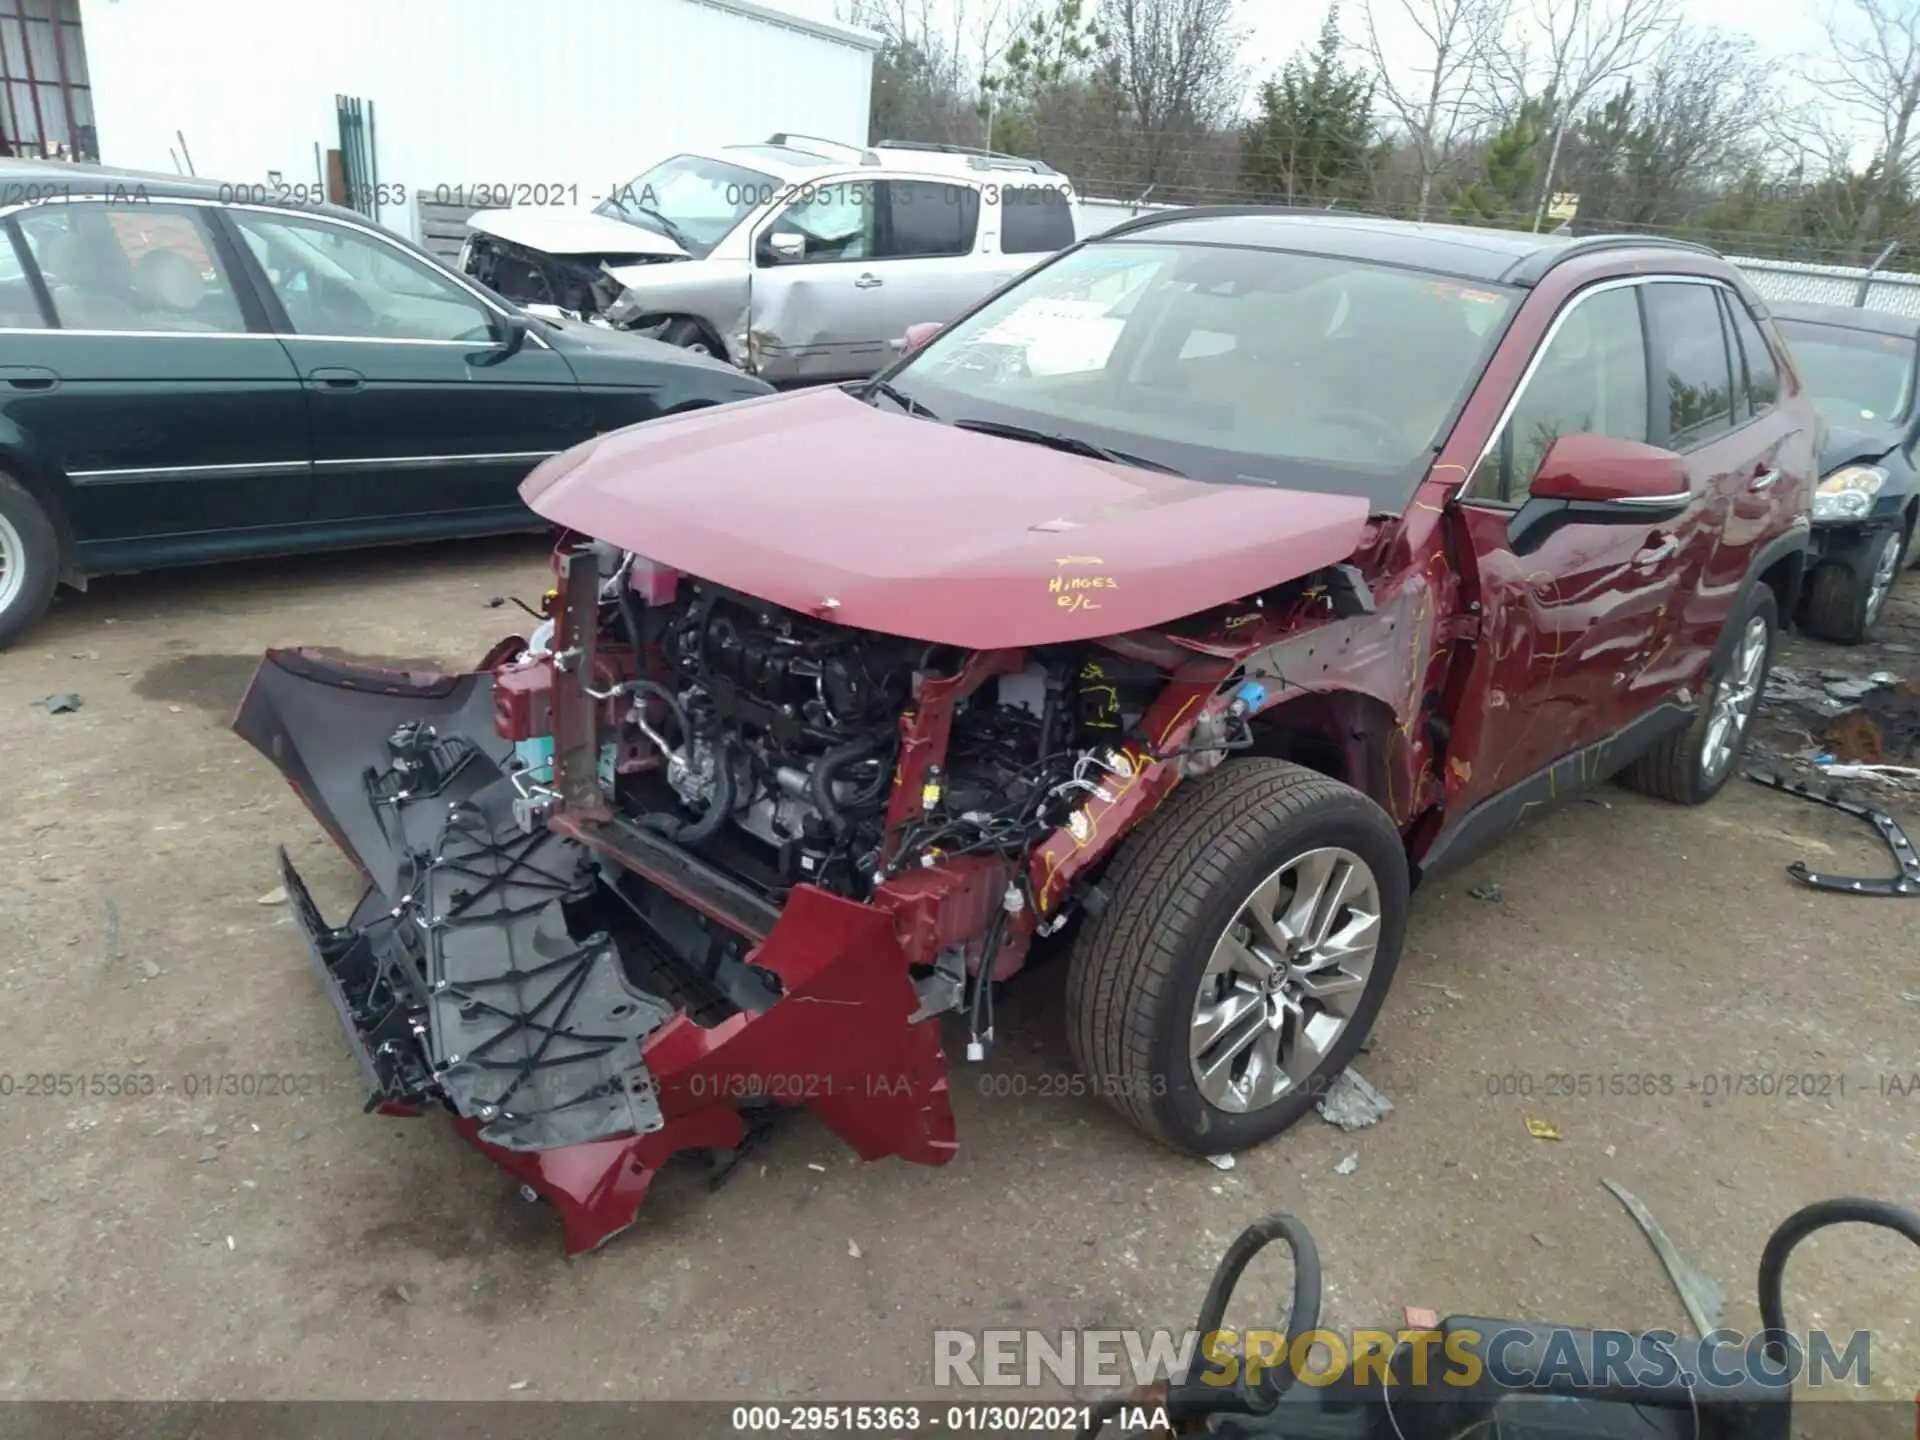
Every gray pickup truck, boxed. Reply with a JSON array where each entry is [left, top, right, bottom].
[[459, 133, 1079, 384]]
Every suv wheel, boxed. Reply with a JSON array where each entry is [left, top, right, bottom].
[[659, 318, 719, 358], [1620, 585, 1776, 805], [0, 472, 59, 650], [1065, 758, 1408, 1157], [1804, 528, 1901, 643]]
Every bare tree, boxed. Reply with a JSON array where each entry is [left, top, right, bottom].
[[1594, 28, 1779, 224], [1098, 0, 1247, 191], [1357, 0, 1510, 218], [1491, 0, 1679, 228], [1806, 0, 1920, 244]]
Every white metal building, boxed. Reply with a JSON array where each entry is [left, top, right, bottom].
[[72, 0, 880, 245]]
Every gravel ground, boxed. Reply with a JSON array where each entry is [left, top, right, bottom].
[[0, 538, 1913, 1413]]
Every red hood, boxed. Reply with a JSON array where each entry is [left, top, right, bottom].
[[522, 388, 1371, 648]]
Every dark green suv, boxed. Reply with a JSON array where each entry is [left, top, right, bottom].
[[0, 162, 774, 646]]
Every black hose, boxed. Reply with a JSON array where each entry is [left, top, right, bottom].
[[1073, 1215, 1320, 1440], [617, 584, 645, 660], [1756, 1197, 1920, 1363], [668, 737, 735, 845], [811, 732, 887, 837], [1193, 1213, 1322, 1405]]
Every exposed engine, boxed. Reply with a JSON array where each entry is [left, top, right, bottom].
[[520, 556, 1171, 909], [462, 232, 677, 323]]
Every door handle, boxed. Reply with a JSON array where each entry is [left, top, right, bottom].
[[0, 365, 59, 391], [853, 273, 883, 289], [305, 367, 365, 392], [1634, 536, 1680, 565], [1749, 469, 1780, 491]]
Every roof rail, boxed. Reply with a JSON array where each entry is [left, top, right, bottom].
[[1090, 203, 1330, 240], [874, 138, 1059, 175], [1501, 231, 1722, 285], [764, 133, 880, 165]]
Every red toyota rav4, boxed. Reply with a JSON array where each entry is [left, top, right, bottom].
[[237, 210, 1814, 1252]]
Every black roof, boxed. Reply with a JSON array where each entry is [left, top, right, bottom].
[[1088, 206, 1719, 286], [1769, 298, 1920, 338]]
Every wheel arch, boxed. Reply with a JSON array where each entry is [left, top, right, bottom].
[[1241, 689, 1405, 820], [1746, 529, 1809, 644], [0, 436, 79, 587]]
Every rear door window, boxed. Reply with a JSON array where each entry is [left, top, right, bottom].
[[14, 203, 247, 333], [1644, 281, 1736, 448], [1000, 185, 1074, 254], [1721, 294, 1780, 420], [881, 181, 979, 259]]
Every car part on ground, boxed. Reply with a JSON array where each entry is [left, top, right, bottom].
[[1600, 1177, 1725, 1336], [1746, 768, 1920, 896], [1076, 1196, 1920, 1440], [235, 209, 1816, 1250]]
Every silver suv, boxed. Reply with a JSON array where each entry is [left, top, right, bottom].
[[459, 134, 1079, 384]]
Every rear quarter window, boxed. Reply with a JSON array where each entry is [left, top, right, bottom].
[[1000, 186, 1075, 255]]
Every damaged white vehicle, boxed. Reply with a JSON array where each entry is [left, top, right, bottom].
[[457, 134, 1078, 384]]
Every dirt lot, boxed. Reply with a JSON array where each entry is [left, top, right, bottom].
[[0, 539, 1914, 1410]]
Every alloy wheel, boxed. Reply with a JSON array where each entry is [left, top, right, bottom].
[[1701, 614, 1768, 784], [0, 511, 25, 617], [1188, 847, 1381, 1113], [1865, 530, 1902, 626]]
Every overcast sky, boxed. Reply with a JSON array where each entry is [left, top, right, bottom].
[[797, 0, 1845, 130], [1238, 0, 1831, 79]]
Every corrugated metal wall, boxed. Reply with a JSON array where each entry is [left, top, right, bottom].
[[76, 0, 877, 242]]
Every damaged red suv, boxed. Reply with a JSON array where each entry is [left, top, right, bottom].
[[236, 209, 1815, 1252]]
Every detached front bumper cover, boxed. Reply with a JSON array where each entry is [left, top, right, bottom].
[[237, 648, 956, 1254]]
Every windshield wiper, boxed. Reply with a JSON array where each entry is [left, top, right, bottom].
[[950, 418, 1185, 475], [628, 203, 693, 252], [866, 380, 937, 421]]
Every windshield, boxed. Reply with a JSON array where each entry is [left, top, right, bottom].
[[595, 154, 778, 258], [882, 239, 1517, 506], [1776, 318, 1917, 425]]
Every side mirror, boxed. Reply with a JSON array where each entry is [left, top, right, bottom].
[[1508, 433, 1691, 554], [1528, 433, 1689, 507], [763, 231, 806, 265], [897, 320, 942, 354], [495, 310, 531, 358]]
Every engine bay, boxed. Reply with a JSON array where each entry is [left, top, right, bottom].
[[506, 548, 1178, 913]]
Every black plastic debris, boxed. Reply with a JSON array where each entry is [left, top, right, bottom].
[[35, 693, 81, 714], [1746, 769, 1920, 897]]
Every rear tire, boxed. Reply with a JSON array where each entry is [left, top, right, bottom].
[[1065, 758, 1408, 1157], [0, 472, 59, 650], [1620, 585, 1776, 805], [1802, 528, 1901, 643]]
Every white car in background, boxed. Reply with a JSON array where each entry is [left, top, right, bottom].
[[459, 134, 1078, 384]]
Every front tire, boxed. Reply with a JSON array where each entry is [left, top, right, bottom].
[[1620, 585, 1776, 805], [1065, 759, 1409, 1157], [1802, 527, 1901, 643], [0, 472, 59, 650], [658, 317, 722, 359]]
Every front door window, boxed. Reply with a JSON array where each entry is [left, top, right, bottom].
[[227, 211, 496, 342]]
